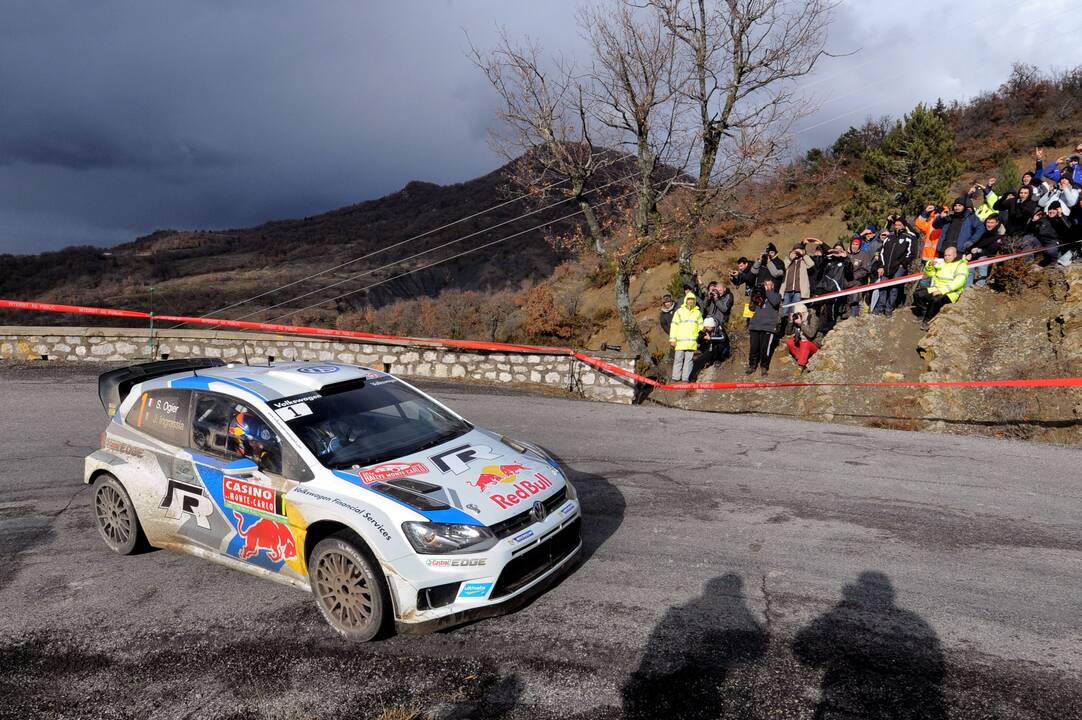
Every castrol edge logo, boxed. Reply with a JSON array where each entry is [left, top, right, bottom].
[[223, 476, 286, 520], [487, 471, 554, 510]]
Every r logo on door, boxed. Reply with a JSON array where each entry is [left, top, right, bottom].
[[430, 444, 500, 474], [161, 479, 214, 529]]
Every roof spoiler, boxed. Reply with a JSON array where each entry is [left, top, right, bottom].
[[98, 358, 226, 416]]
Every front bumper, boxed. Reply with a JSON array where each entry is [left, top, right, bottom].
[[395, 518, 582, 635], [389, 502, 581, 630]]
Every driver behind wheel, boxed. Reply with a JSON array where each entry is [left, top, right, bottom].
[[228, 410, 282, 473]]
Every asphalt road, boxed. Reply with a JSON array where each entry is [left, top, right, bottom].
[[2, 362, 1081, 719]]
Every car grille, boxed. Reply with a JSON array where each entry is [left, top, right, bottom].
[[490, 517, 580, 599], [488, 487, 567, 539]]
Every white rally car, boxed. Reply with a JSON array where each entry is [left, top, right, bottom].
[[85, 359, 581, 640]]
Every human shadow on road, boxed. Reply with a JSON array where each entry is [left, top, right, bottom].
[[792, 570, 946, 720], [621, 573, 768, 720]]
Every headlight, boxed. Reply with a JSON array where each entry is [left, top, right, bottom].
[[401, 521, 497, 555]]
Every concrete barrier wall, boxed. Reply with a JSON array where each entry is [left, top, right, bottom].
[[0, 326, 638, 404]]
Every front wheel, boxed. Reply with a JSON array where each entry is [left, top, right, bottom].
[[308, 533, 390, 641], [92, 474, 149, 555]]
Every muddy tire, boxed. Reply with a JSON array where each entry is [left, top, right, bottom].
[[308, 532, 390, 641], [92, 474, 149, 555]]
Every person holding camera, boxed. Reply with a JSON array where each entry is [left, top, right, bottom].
[[782, 241, 816, 318], [729, 257, 756, 296], [812, 242, 853, 334], [751, 243, 784, 289], [745, 278, 782, 377], [689, 316, 732, 381], [669, 291, 704, 382], [785, 303, 820, 374], [701, 280, 733, 329]]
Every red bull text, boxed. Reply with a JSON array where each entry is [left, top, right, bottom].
[[489, 472, 554, 509]]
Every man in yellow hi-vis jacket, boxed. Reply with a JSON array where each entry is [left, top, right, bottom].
[[912, 246, 969, 330], [669, 291, 704, 382]]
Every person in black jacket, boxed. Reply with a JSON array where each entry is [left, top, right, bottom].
[[813, 243, 853, 334], [689, 316, 731, 381], [993, 185, 1038, 237], [872, 223, 917, 316], [729, 257, 756, 297], [1022, 203, 1072, 264], [965, 216, 1003, 287], [745, 279, 782, 376], [751, 244, 785, 289]]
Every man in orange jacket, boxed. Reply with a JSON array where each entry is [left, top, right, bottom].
[[915, 204, 943, 260]]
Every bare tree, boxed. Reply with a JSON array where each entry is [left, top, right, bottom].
[[473, 0, 834, 376], [472, 12, 683, 374], [651, 0, 835, 278], [470, 30, 618, 254]]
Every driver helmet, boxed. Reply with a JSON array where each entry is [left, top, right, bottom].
[[228, 410, 275, 459]]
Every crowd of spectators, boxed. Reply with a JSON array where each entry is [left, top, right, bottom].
[[662, 144, 1082, 382]]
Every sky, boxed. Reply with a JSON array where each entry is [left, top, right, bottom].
[[0, 0, 1079, 254]]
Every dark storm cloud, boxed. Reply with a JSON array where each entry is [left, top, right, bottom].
[[0, 0, 1076, 255]]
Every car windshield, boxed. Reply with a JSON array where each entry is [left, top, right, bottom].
[[280, 378, 471, 469]]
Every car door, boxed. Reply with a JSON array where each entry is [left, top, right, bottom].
[[188, 391, 312, 580], [121, 388, 216, 545]]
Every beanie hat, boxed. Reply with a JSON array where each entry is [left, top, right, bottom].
[[792, 303, 808, 315], [765, 242, 778, 254], [703, 316, 717, 328], [862, 225, 876, 235], [1049, 200, 1062, 209], [953, 197, 967, 208]]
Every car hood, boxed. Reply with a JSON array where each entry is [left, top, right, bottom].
[[338, 429, 566, 526]]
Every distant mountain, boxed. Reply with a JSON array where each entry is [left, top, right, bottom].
[[0, 158, 601, 326]]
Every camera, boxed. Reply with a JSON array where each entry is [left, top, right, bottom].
[[750, 287, 766, 308]]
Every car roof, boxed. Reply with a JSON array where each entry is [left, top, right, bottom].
[[137, 362, 384, 403]]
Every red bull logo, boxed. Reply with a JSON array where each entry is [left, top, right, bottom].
[[469, 463, 531, 493], [232, 511, 297, 562], [489, 472, 554, 510]]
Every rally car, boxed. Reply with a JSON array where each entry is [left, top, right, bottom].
[[86, 358, 581, 640]]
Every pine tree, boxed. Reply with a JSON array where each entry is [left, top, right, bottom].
[[842, 103, 961, 232], [996, 156, 1022, 194]]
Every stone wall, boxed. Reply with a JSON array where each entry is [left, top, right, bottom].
[[0, 326, 637, 404]]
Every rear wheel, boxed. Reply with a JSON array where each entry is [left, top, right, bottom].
[[308, 533, 389, 641], [92, 474, 149, 555]]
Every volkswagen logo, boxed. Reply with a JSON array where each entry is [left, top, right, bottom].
[[530, 500, 547, 524], [297, 365, 339, 374]]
